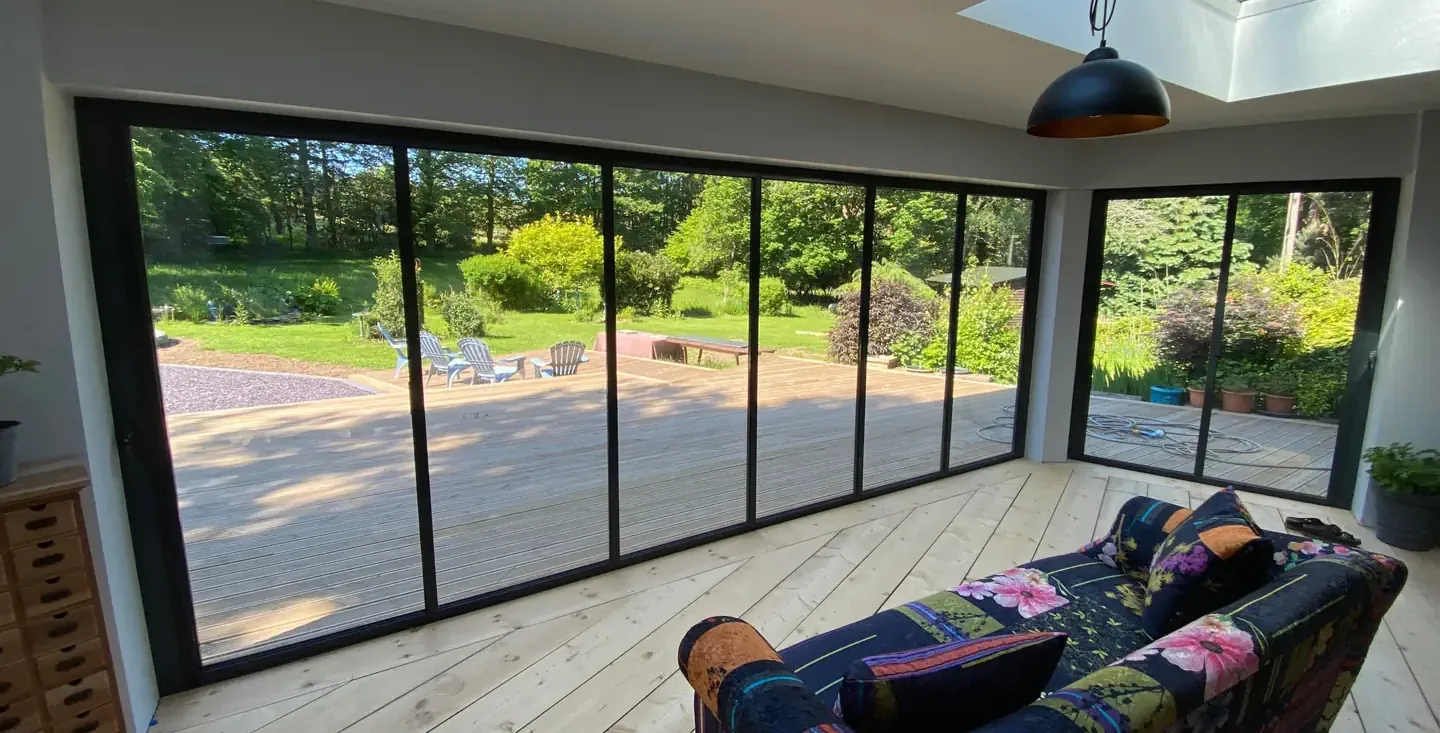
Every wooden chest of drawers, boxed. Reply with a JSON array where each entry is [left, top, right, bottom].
[[0, 468, 121, 733]]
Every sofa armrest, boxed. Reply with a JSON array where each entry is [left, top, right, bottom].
[[679, 616, 853, 733], [977, 548, 1406, 732]]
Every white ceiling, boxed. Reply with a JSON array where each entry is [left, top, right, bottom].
[[320, 0, 1440, 132]]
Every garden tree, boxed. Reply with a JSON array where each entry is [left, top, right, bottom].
[[874, 190, 954, 277], [761, 181, 867, 292], [521, 160, 602, 226], [1235, 192, 1372, 278], [614, 169, 705, 253], [507, 215, 607, 291], [1101, 196, 1252, 315], [664, 176, 751, 276], [966, 196, 1032, 267]]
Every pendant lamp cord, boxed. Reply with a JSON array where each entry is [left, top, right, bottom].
[[1090, 0, 1117, 46]]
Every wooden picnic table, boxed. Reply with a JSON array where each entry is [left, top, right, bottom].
[[656, 335, 771, 365]]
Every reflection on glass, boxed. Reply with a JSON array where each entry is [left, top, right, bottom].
[[1201, 192, 1371, 497], [861, 189, 957, 488], [949, 196, 1034, 467], [133, 129, 421, 661], [408, 153, 612, 602], [614, 170, 749, 553], [755, 181, 865, 516], [1081, 196, 1229, 475]]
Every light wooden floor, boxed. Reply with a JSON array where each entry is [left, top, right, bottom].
[[151, 459, 1440, 733]]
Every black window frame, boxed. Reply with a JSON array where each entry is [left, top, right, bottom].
[[1068, 179, 1401, 509], [73, 97, 1046, 692]]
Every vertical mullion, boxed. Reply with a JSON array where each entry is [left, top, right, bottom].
[[392, 146, 438, 612], [1194, 194, 1240, 477], [1010, 195, 1048, 457], [746, 177, 761, 524], [853, 185, 877, 494], [602, 164, 621, 560], [939, 194, 968, 471]]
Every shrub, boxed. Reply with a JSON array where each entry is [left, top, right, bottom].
[[437, 288, 486, 338], [507, 215, 605, 291], [295, 277, 342, 317], [838, 260, 939, 303], [615, 250, 682, 316], [1155, 286, 1216, 381], [757, 277, 791, 316], [170, 284, 211, 322], [1092, 314, 1158, 382], [953, 278, 1022, 383], [1156, 277, 1302, 381], [828, 279, 938, 364], [370, 252, 408, 336], [569, 290, 604, 323], [239, 281, 294, 320], [1290, 346, 1349, 418], [676, 301, 714, 318], [458, 254, 550, 311], [890, 330, 932, 368]]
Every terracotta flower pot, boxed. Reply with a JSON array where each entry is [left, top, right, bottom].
[[1262, 393, 1297, 414], [1187, 388, 1207, 408], [1220, 389, 1256, 413]]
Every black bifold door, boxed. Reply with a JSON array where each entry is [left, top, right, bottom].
[[74, 99, 1044, 691]]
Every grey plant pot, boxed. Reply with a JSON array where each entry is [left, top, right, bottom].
[[0, 421, 18, 487], [1371, 477, 1440, 551]]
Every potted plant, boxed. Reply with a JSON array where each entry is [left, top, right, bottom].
[[0, 356, 41, 487], [1217, 363, 1255, 413], [1185, 379, 1208, 408], [1258, 370, 1299, 415], [1364, 442, 1440, 550]]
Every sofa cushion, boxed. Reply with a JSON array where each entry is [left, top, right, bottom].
[[1082, 495, 1193, 582], [836, 631, 1066, 733], [1142, 488, 1273, 636]]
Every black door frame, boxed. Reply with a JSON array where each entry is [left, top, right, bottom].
[[73, 97, 1047, 692], [1068, 179, 1401, 509]]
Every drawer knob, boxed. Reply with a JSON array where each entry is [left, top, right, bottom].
[[0, 682, 9, 694], [56, 655, 86, 673], [63, 687, 93, 706], [40, 588, 74, 604], [24, 517, 58, 531], [33, 554, 65, 568], [48, 621, 79, 638], [0, 715, 17, 732], [74, 722, 100, 733]]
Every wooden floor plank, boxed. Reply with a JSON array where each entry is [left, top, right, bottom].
[[169, 689, 335, 733], [1036, 471, 1108, 559], [967, 467, 1071, 579], [883, 475, 1025, 607], [1350, 620, 1440, 733]]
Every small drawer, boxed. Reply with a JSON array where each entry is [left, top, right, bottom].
[[12, 537, 85, 584], [0, 663, 30, 706], [0, 629, 23, 669], [28, 607, 98, 656], [20, 573, 91, 618], [3, 502, 78, 547], [36, 639, 105, 689], [51, 704, 114, 733], [0, 696, 41, 733], [44, 670, 110, 720]]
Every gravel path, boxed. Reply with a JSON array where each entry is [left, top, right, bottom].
[[160, 365, 375, 415]]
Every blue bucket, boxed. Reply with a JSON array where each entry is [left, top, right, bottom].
[[1150, 385, 1185, 405]]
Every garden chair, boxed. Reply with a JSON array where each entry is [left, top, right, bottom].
[[376, 322, 408, 380], [530, 340, 589, 378], [419, 331, 471, 388], [456, 338, 522, 385]]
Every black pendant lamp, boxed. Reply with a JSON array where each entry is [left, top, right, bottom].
[[1027, 0, 1171, 138]]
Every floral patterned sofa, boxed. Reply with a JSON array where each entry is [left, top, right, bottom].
[[681, 495, 1407, 733]]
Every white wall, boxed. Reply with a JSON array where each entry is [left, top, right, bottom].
[[1079, 114, 1420, 189], [41, 0, 1078, 189], [1354, 110, 1440, 521], [1026, 191, 1093, 463], [1233, 0, 1440, 101]]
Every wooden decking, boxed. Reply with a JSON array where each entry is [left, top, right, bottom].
[[152, 460, 1440, 733], [166, 358, 1335, 663], [1081, 394, 1337, 496]]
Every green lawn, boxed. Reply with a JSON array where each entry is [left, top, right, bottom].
[[151, 258, 834, 370]]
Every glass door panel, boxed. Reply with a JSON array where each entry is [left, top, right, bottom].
[[406, 152, 611, 602], [614, 169, 749, 552], [1200, 192, 1374, 498], [949, 196, 1035, 467], [756, 180, 864, 516], [133, 128, 423, 662], [861, 189, 956, 488]]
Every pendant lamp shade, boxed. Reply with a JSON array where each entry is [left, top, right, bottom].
[[1027, 46, 1171, 138]]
